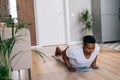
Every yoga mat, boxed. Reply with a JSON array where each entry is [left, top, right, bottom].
[[52, 55, 94, 72]]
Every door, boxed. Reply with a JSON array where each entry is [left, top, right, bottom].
[[35, 0, 65, 46], [101, 15, 120, 41], [101, 0, 120, 42], [101, 0, 119, 14]]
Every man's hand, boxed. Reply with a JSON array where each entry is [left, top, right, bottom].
[[90, 56, 99, 69], [68, 67, 78, 72]]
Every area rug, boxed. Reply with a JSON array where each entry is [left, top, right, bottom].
[[102, 42, 120, 51]]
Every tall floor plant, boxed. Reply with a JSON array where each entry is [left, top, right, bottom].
[[0, 16, 47, 80], [0, 3, 47, 80]]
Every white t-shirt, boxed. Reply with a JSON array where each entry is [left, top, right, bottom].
[[66, 43, 100, 68]]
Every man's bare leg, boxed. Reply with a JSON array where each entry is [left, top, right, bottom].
[[55, 47, 63, 56], [55, 46, 69, 56]]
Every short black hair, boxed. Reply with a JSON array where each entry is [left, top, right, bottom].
[[83, 35, 96, 43]]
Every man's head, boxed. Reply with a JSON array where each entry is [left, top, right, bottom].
[[83, 35, 96, 44], [83, 35, 96, 55]]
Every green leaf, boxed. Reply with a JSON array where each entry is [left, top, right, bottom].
[[79, 8, 94, 31], [32, 50, 47, 62]]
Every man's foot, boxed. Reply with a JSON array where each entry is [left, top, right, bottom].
[[55, 47, 62, 56]]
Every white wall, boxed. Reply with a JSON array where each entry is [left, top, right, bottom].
[[66, 0, 92, 44]]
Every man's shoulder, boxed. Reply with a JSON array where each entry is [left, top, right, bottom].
[[94, 43, 100, 55], [95, 43, 100, 50], [66, 45, 83, 57]]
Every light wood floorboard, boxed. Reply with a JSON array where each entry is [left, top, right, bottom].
[[12, 45, 120, 80]]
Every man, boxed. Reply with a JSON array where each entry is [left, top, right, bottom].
[[55, 35, 100, 72]]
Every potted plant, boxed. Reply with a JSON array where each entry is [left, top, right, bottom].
[[79, 8, 95, 35], [0, 15, 47, 80], [0, 3, 46, 80]]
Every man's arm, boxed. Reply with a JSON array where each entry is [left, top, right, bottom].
[[62, 54, 77, 72], [90, 56, 99, 69]]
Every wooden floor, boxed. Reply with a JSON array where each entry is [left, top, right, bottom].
[[12, 45, 120, 80]]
